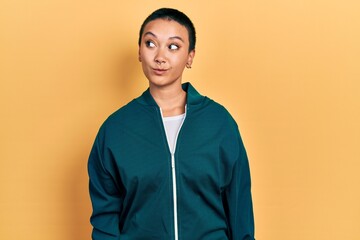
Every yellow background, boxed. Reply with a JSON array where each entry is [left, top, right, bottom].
[[1, 0, 359, 239]]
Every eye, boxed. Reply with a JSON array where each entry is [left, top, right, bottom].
[[169, 44, 179, 50], [145, 40, 155, 48]]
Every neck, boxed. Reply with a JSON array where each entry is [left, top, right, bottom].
[[150, 83, 186, 117]]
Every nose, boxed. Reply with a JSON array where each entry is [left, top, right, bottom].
[[154, 48, 166, 65]]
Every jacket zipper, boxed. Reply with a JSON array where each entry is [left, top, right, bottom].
[[159, 107, 186, 240]]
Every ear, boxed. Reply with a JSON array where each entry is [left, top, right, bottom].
[[186, 50, 195, 68], [138, 48, 142, 62]]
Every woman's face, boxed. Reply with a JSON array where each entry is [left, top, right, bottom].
[[139, 19, 195, 89]]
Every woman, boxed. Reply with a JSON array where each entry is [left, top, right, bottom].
[[88, 8, 255, 240]]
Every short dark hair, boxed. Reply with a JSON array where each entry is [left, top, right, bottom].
[[138, 8, 196, 52]]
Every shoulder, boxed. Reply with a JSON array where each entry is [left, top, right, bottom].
[[96, 98, 141, 140], [106, 99, 139, 124], [205, 97, 239, 130]]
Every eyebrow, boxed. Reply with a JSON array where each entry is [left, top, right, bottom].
[[144, 31, 184, 42]]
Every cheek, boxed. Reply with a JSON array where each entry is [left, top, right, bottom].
[[140, 48, 153, 64], [173, 53, 188, 66]]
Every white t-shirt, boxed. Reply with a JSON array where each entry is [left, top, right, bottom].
[[163, 113, 185, 154]]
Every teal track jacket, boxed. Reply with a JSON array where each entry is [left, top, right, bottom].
[[88, 83, 255, 239]]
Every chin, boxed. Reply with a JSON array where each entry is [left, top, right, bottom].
[[148, 77, 181, 88]]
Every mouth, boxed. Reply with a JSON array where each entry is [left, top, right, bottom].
[[152, 68, 168, 75]]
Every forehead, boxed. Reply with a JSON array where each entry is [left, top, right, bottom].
[[142, 19, 189, 41]]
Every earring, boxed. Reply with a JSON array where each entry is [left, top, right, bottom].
[[186, 64, 192, 69]]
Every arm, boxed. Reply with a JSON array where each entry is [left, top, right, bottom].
[[224, 131, 255, 240], [88, 134, 123, 239]]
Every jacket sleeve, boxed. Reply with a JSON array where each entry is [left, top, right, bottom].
[[88, 131, 123, 239], [224, 128, 255, 240]]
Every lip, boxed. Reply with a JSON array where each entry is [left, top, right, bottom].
[[152, 68, 168, 75]]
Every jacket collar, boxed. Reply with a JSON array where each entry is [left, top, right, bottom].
[[136, 82, 205, 107]]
